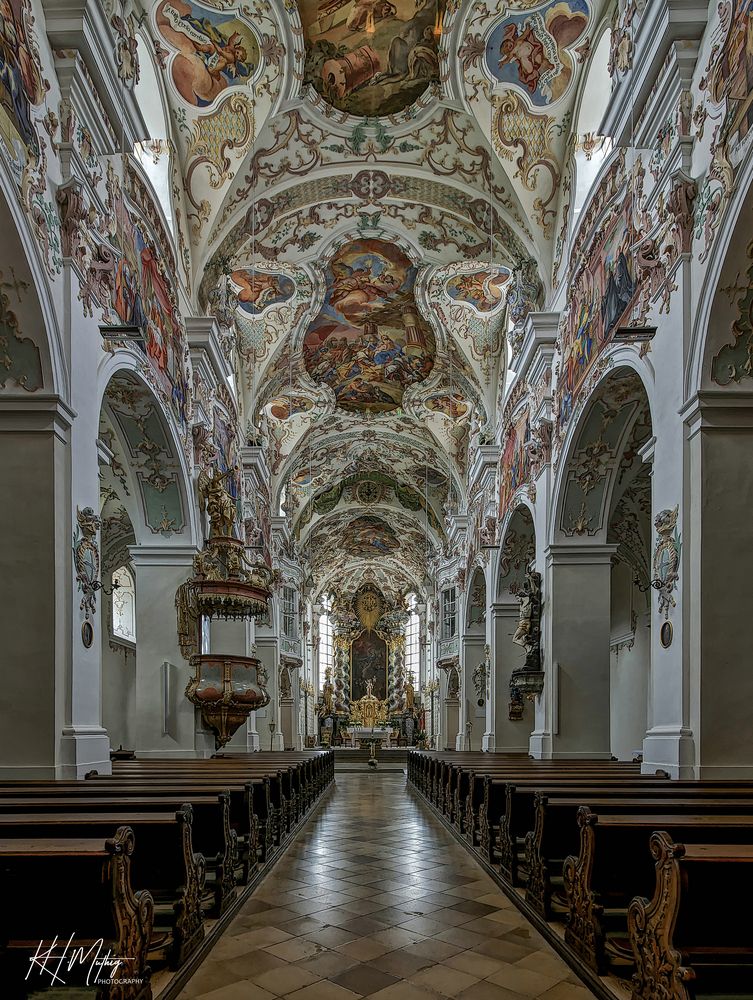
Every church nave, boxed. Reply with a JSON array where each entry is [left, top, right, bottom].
[[180, 774, 585, 1000]]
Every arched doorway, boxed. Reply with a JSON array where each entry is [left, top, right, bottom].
[[97, 366, 197, 757], [546, 367, 653, 759], [492, 505, 536, 752]]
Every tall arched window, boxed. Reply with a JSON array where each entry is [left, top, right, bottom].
[[405, 595, 420, 680], [319, 596, 334, 679], [112, 565, 136, 643]]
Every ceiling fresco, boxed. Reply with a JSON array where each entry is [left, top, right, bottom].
[[155, 0, 260, 107], [95, 0, 608, 603], [230, 269, 296, 315], [485, 1, 590, 107], [299, 0, 440, 116], [302, 238, 435, 412]]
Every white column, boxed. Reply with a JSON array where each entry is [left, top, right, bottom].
[[130, 545, 198, 757], [533, 543, 617, 759], [490, 600, 533, 752], [0, 398, 109, 777]]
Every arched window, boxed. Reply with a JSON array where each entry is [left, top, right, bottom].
[[112, 565, 136, 643], [319, 595, 334, 678], [572, 29, 613, 220], [405, 611, 421, 684]]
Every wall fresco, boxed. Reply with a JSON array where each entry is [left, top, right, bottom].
[[0, 0, 46, 156], [303, 238, 435, 413], [558, 190, 640, 429], [499, 406, 531, 519], [108, 168, 190, 431]]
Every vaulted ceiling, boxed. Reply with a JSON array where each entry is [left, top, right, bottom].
[[140, 0, 606, 598]]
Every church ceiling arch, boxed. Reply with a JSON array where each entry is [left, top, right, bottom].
[[207, 104, 540, 262], [99, 372, 189, 541], [278, 421, 462, 511], [293, 471, 445, 545], [306, 504, 434, 596]]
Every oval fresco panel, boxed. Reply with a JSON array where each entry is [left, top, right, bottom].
[[155, 0, 260, 108], [303, 238, 435, 413], [425, 393, 469, 419], [445, 269, 511, 313], [268, 395, 314, 420], [299, 0, 441, 116], [231, 269, 295, 315], [341, 514, 400, 557], [485, 1, 590, 107]]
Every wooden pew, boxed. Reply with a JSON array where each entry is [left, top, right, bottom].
[[522, 791, 753, 918], [0, 807, 204, 968], [0, 826, 153, 1000], [0, 778, 273, 866], [562, 809, 753, 975], [628, 833, 753, 1000], [0, 795, 237, 917]]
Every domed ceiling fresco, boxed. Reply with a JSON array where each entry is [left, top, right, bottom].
[[299, 0, 441, 116], [302, 238, 435, 413]]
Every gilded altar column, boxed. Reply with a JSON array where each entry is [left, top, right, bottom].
[[388, 633, 406, 714], [333, 627, 351, 716]]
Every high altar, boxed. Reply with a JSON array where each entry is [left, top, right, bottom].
[[344, 680, 393, 747]]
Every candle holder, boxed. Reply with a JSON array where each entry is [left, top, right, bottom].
[[269, 720, 276, 752]]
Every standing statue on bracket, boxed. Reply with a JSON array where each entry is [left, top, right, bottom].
[[319, 667, 335, 718], [198, 467, 238, 538], [512, 564, 542, 672], [404, 672, 415, 713]]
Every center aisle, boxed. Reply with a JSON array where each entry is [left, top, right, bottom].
[[180, 774, 595, 1000]]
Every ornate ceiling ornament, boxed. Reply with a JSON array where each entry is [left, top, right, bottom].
[[354, 583, 385, 633]]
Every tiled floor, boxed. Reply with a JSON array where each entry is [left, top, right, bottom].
[[179, 774, 596, 1000]]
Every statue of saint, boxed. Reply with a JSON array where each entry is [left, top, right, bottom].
[[198, 467, 237, 538], [405, 674, 415, 712], [513, 565, 542, 670], [320, 668, 335, 717], [365, 678, 374, 698]]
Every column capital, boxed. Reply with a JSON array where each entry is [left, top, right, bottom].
[[681, 390, 753, 437], [128, 544, 199, 568], [0, 394, 77, 442], [545, 543, 619, 567]]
